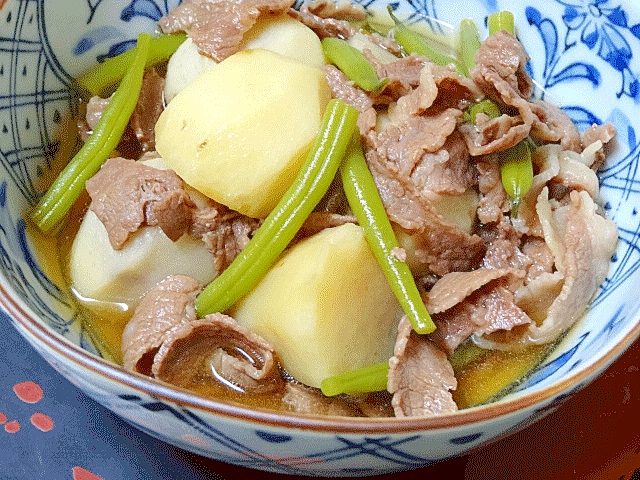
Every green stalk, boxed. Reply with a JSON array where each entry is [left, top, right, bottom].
[[488, 11, 515, 36], [77, 33, 187, 96], [458, 18, 481, 77], [484, 10, 530, 216], [500, 140, 534, 216], [31, 33, 152, 233], [321, 361, 389, 396], [195, 99, 359, 317], [321, 37, 388, 92], [340, 135, 436, 335], [387, 6, 455, 67], [467, 99, 502, 123]]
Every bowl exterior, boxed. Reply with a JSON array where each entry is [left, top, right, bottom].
[[0, 0, 639, 476], [3, 303, 587, 476]]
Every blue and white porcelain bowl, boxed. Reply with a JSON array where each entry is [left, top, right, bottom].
[[1, 0, 639, 476]]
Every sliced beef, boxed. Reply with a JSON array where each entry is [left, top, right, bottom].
[[554, 149, 600, 199], [197, 210, 262, 273], [458, 112, 530, 156], [481, 219, 531, 278], [159, 0, 294, 62], [529, 99, 581, 152], [368, 109, 463, 181], [298, 212, 357, 237], [476, 159, 509, 224], [387, 62, 440, 117], [364, 109, 473, 212], [398, 222, 485, 276], [411, 131, 477, 195], [86, 157, 260, 272], [388, 316, 458, 417], [477, 188, 618, 349], [424, 267, 531, 353], [514, 271, 564, 325], [122, 274, 201, 374], [472, 30, 533, 101], [429, 275, 532, 354], [425, 268, 523, 314], [521, 236, 555, 282], [300, 0, 366, 21], [367, 53, 426, 101], [582, 122, 616, 152], [388, 62, 481, 120], [363, 106, 484, 275], [323, 64, 375, 112], [290, 1, 356, 39], [512, 143, 602, 237], [130, 68, 165, 153], [281, 383, 360, 416], [464, 30, 583, 157], [86, 157, 196, 250], [80, 95, 111, 141], [122, 274, 283, 394], [523, 189, 617, 343], [581, 122, 616, 169], [153, 313, 283, 393]]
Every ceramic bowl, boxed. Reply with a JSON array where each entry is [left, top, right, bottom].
[[1, 0, 639, 476]]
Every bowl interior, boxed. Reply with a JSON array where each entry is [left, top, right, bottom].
[[1, 0, 640, 420]]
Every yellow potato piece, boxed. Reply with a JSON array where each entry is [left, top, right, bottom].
[[155, 48, 331, 218], [164, 15, 324, 103], [240, 14, 325, 69], [69, 210, 216, 306], [231, 223, 403, 389]]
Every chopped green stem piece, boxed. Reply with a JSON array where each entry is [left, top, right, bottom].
[[77, 33, 187, 96], [458, 18, 481, 77], [195, 99, 359, 317], [387, 5, 455, 67], [488, 10, 515, 36], [340, 135, 436, 335], [31, 33, 152, 233], [321, 362, 389, 396], [321, 37, 388, 92], [468, 99, 502, 123], [500, 140, 533, 216]]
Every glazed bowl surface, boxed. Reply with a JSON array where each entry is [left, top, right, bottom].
[[1, 0, 640, 476]]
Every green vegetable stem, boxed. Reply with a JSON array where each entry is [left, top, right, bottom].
[[321, 361, 389, 396], [500, 140, 534, 216], [467, 98, 502, 123], [488, 10, 515, 36], [387, 5, 456, 68], [321, 37, 389, 92], [486, 10, 530, 216], [77, 33, 187, 97], [195, 99, 359, 317], [31, 33, 152, 233], [458, 18, 481, 77], [340, 135, 436, 335]]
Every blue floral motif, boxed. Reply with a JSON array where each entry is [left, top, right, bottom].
[[86, 0, 106, 23], [121, 0, 179, 22], [514, 333, 588, 391], [529, 0, 640, 100], [75, 0, 183, 62]]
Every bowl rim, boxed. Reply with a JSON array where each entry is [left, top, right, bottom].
[[2, 280, 639, 434]]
